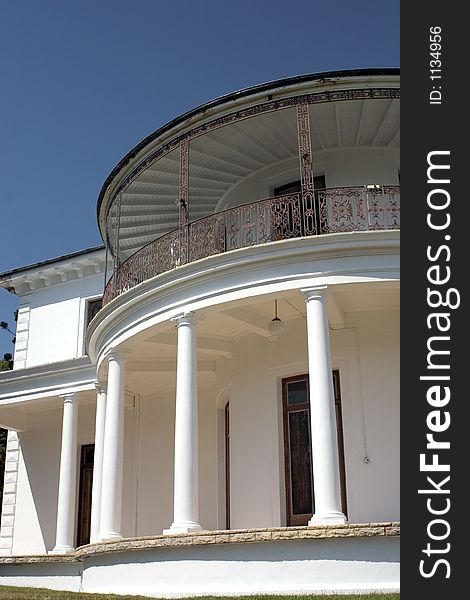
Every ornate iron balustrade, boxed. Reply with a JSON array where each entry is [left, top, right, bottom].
[[103, 185, 400, 304]]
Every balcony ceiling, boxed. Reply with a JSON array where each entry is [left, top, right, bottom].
[[107, 282, 400, 395], [115, 97, 399, 259]]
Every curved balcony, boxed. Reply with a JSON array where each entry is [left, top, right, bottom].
[[103, 184, 400, 304]]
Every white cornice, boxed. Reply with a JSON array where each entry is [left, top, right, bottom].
[[0, 250, 107, 296], [0, 356, 97, 405]]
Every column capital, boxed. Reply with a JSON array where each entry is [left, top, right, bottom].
[[95, 382, 106, 395], [106, 348, 131, 363], [301, 285, 328, 302], [59, 392, 75, 404], [170, 311, 203, 328]]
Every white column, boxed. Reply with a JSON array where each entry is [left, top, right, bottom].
[[100, 349, 128, 540], [51, 393, 78, 553], [303, 286, 346, 525], [90, 383, 107, 543], [164, 312, 202, 534]]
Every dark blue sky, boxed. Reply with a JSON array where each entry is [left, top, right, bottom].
[[0, 0, 399, 356]]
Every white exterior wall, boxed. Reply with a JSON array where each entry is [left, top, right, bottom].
[[9, 387, 219, 551], [9, 399, 139, 554], [343, 310, 400, 523], [135, 386, 218, 535], [218, 147, 400, 211], [215, 309, 399, 529], [15, 273, 103, 369], [12, 409, 62, 554], [80, 537, 399, 596], [0, 535, 400, 596], [2, 376, 189, 551]]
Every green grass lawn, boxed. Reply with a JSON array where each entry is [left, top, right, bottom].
[[0, 587, 399, 600]]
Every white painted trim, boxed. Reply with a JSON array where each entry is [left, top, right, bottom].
[[268, 360, 309, 527], [216, 400, 229, 530], [330, 355, 355, 519], [12, 304, 31, 370], [88, 232, 399, 372], [2, 250, 106, 295], [0, 357, 97, 406], [77, 294, 103, 358], [0, 432, 21, 556], [215, 383, 232, 410]]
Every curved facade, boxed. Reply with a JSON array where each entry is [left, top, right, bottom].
[[97, 68, 399, 303], [0, 70, 400, 595]]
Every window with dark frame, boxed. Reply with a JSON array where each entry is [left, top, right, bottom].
[[273, 175, 326, 197], [282, 375, 314, 526], [86, 298, 102, 328]]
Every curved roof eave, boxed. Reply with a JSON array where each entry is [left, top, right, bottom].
[[96, 67, 399, 230]]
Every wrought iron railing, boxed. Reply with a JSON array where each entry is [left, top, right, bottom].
[[103, 185, 400, 304]]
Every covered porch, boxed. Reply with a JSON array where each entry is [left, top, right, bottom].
[[0, 280, 399, 554]]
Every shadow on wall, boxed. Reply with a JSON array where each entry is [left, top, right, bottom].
[[20, 414, 62, 553], [83, 535, 400, 567]]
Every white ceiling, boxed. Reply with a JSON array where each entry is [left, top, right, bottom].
[[114, 282, 400, 395]]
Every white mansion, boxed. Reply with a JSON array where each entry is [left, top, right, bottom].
[[0, 69, 399, 596]]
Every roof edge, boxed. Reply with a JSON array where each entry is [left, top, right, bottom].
[[0, 245, 105, 281]]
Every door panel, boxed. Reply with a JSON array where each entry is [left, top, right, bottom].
[[283, 376, 313, 526], [283, 371, 347, 526], [76, 444, 94, 547], [288, 409, 313, 517]]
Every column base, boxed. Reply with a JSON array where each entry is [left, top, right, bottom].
[[99, 531, 123, 542], [308, 511, 347, 525], [49, 545, 75, 555], [163, 521, 203, 535]]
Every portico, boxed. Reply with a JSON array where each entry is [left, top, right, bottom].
[[76, 284, 351, 546], [14, 264, 394, 560]]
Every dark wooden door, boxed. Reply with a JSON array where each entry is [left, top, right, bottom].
[[332, 370, 348, 517], [76, 444, 94, 547], [283, 371, 347, 526]]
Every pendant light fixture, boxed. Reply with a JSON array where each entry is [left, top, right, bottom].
[[268, 299, 287, 337]]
